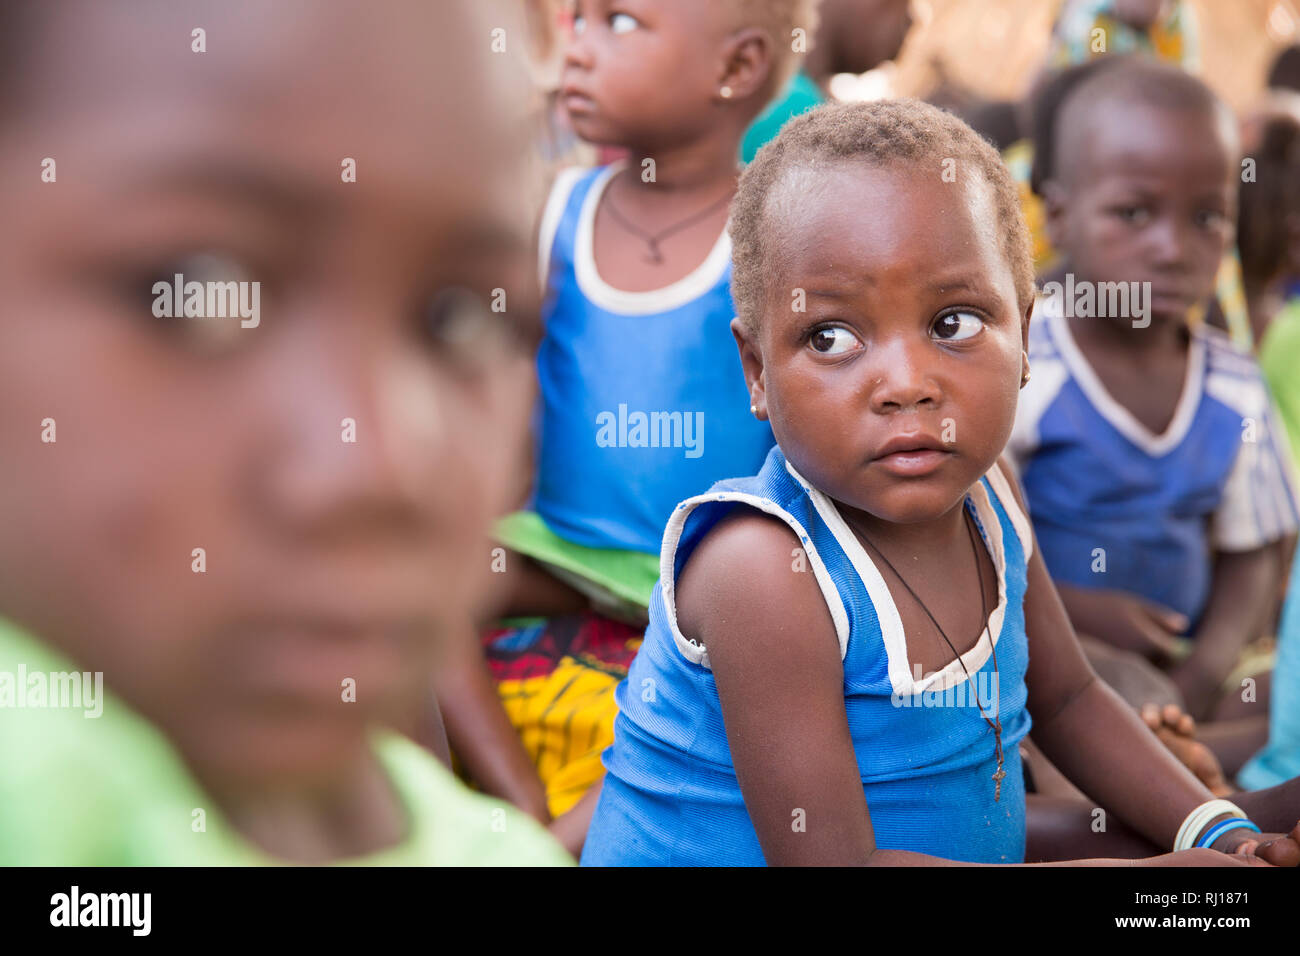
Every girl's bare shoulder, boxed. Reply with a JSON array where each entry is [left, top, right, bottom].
[[675, 508, 835, 654]]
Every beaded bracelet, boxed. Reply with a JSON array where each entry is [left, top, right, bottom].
[[1174, 799, 1249, 852], [1196, 818, 1261, 850]]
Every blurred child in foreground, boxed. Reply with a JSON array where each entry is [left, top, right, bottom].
[[0, 0, 569, 865]]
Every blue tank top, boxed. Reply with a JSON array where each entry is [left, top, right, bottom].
[[581, 445, 1036, 866], [532, 164, 774, 555]]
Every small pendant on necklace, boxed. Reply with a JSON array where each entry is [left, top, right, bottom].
[[646, 240, 662, 264], [992, 763, 1006, 802]]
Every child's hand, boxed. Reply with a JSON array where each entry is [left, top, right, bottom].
[[1140, 703, 1233, 796], [1144, 848, 1271, 867], [1200, 821, 1300, 866], [1092, 591, 1189, 663], [1251, 822, 1300, 867]]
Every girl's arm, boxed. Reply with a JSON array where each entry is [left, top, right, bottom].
[[674, 505, 1260, 867], [675, 511, 877, 865]]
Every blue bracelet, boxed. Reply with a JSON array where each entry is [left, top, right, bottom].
[[1196, 817, 1261, 849]]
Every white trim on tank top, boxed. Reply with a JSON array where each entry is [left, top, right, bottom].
[[537, 167, 586, 292], [1045, 300, 1206, 457], [658, 460, 1034, 699], [784, 461, 1009, 698], [573, 161, 733, 316]]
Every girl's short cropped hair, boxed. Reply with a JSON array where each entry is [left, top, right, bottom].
[[729, 98, 1036, 332]]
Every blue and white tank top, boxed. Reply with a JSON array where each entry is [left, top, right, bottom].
[[531, 163, 774, 555], [1009, 297, 1299, 628], [581, 445, 1035, 866]]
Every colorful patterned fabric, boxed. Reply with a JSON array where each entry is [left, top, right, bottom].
[[484, 612, 644, 817], [1049, 0, 1199, 71]]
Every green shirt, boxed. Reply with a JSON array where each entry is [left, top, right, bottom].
[[0, 619, 572, 865], [1260, 299, 1300, 472], [741, 70, 825, 165]]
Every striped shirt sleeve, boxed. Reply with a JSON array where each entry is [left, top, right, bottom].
[[1210, 393, 1300, 551]]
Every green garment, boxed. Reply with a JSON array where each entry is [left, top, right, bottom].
[[1260, 299, 1300, 470], [495, 510, 659, 617], [741, 70, 826, 164], [0, 619, 572, 865]]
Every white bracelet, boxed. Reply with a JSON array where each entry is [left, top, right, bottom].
[[1174, 799, 1247, 852]]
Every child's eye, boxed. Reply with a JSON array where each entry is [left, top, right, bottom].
[[931, 311, 984, 342], [1114, 205, 1150, 226], [809, 326, 862, 355], [422, 286, 506, 369], [609, 12, 638, 33], [1195, 209, 1229, 231], [572, 14, 586, 35], [142, 251, 261, 354]]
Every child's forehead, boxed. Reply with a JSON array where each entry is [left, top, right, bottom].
[[9, 1, 530, 217], [765, 161, 1001, 267], [1063, 96, 1235, 187]]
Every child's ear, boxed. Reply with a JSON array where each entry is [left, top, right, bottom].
[[1021, 298, 1034, 354], [731, 317, 768, 420], [718, 27, 772, 102], [1040, 179, 1070, 254]]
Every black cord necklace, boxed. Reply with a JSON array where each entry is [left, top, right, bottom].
[[601, 173, 734, 265], [853, 505, 1007, 801]]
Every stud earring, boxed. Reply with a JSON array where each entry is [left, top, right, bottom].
[[720, 85, 733, 99], [750, 404, 759, 416]]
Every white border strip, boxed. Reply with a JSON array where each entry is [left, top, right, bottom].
[[537, 166, 585, 292], [785, 460, 1010, 698], [1048, 303, 1206, 457], [573, 162, 733, 316], [658, 491, 851, 669]]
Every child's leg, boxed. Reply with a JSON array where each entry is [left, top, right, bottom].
[[497, 550, 592, 618], [1192, 715, 1271, 778], [1234, 774, 1300, 834], [1078, 633, 1184, 708], [1209, 659, 1273, 721], [1024, 795, 1162, 862], [434, 626, 551, 823], [1020, 737, 1088, 800], [548, 778, 603, 858]]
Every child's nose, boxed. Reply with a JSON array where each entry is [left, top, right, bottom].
[[1146, 214, 1196, 270], [259, 333, 441, 536], [562, 28, 596, 72], [866, 339, 941, 413]]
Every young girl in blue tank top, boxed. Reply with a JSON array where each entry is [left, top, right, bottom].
[[581, 100, 1300, 867]]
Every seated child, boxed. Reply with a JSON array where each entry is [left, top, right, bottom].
[[1008, 59, 1299, 721], [440, 0, 823, 843], [0, 0, 568, 865], [579, 98, 1300, 866]]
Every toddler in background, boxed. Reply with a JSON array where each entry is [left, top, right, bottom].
[[1009, 59, 1298, 728], [438, 0, 824, 852]]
